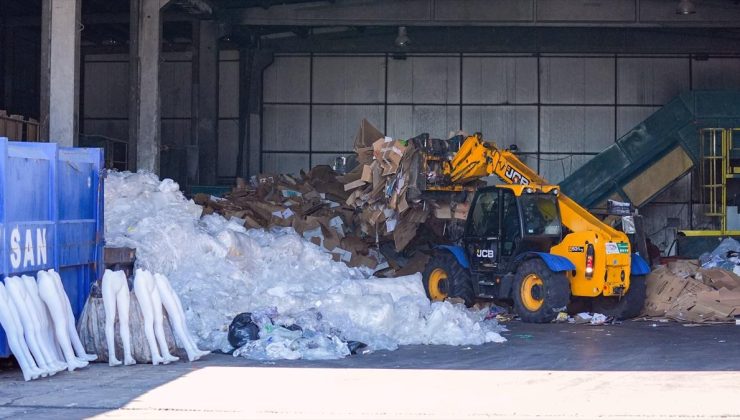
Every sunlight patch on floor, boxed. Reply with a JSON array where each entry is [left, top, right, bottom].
[[93, 366, 740, 419]]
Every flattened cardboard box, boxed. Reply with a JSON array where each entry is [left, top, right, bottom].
[[644, 267, 698, 317], [354, 118, 384, 150], [667, 259, 699, 279], [361, 164, 373, 183], [696, 268, 740, 290]]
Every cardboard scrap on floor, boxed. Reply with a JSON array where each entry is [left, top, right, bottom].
[[194, 119, 473, 275], [643, 260, 740, 323]]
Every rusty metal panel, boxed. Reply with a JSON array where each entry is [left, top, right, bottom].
[[463, 56, 537, 104], [313, 56, 385, 103], [540, 56, 614, 104], [616, 106, 660, 139], [83, 61, 129, 118], [262, 105, 310, 151], [538, 153, 593, 184], [388, 56, 460, 104], [540, 106, 615, 153], [217, 119, 239, 177], [617, 57, 689, 105], [462, 105, 537, 152], [312, 105, 384, 152], [693, 58, 740, 90], [219, 60, 239, 119], [160, 61, 192, 118], [386, 105, 460, 140], [264, 56, 311, 103], [262, 153, 310, 174]]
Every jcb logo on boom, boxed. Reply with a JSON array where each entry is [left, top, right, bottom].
[[476, 249, 494, 258], [504, 166, 530, 185], [9, 227, 48, 270]]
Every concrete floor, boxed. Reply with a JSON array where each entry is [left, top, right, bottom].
[[1, 320, 740, 419]]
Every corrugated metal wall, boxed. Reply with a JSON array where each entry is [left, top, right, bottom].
[[259, 53, 740, 251], [80, 51, 740, 251], [260, 53, 740, 179], [81, 51, 196, 182]]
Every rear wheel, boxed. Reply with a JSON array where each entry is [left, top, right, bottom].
[[592, 275, 647, 320], [513, 259, 570, 323], [421, 251, 475, 306]]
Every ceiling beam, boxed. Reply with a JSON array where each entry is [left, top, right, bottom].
[[256, 26, 740, 54], [223, 0, 740, 28]]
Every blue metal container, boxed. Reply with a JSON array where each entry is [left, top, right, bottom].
[[0, 138, 104, 358]]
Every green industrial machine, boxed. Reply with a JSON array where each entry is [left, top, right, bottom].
[[560, 91, 740, 258]]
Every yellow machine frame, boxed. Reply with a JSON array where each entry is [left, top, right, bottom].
[[436, 133, 634, 297]]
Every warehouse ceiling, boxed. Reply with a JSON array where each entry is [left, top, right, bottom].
[[216, 0, 740, 27], [3, 0, 740, 51], [214, 0, 740, 54]]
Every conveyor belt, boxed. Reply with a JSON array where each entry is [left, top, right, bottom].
[[560, 91, 740, 209]]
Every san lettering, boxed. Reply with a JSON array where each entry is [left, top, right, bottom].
[[9, 227, 48, 269]]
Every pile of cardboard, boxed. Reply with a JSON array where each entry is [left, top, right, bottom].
[[194, 168, 382, 269], [194, 120, 472, 274], [643, 260, 740, 323], [342, 120, 470, 253]]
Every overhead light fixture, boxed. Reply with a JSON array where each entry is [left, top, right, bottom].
[[676, 0, 696, 15], [394, 26, 410, 48]]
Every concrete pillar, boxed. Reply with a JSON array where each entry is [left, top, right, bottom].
[[237, 46, 252, 179], [129, 0, 164, 173], [40, 0, 81, 146], [196, 21, 219, 185]]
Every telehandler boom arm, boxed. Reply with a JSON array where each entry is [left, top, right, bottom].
[[443, 133, 627, 243]]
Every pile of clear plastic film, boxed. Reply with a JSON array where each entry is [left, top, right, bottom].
[[105, 171, 506, 360]]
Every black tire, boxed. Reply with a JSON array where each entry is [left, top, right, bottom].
[[512, 259, 570, 323], [421, 251, 475, 306], [592, 275, 647, 320]]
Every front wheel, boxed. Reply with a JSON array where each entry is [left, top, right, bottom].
[[592, 276, 647, 320], [512, 259, 570, 323], [421, 251, 475, 306]]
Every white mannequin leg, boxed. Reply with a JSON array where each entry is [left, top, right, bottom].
[[115, 272, 135, 366], [48, 270, 97, 362], [102, 270, 122, 366], [37, 271, 87, 371], [150, 285, 178, 363], [172, 292, 209, 359], [0, 283, 43, 381], [44, 270, 89, 365], [154, 273, 209, 361], [5, 276, 59, 376], [21, 275, 67, 372], [102, 270, 135, 366], [133, 269, 164, 365]]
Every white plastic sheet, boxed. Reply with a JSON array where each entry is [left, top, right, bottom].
[[105, 171, 506, 359]]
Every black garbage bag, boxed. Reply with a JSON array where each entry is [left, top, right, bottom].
[[228, 312, 260, 349], [346, 341, 367, 355]]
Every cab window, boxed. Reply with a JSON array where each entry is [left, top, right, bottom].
[[519, 194, 562, 236], [500, 190, 521, 256], [466, 191, 499, 237]]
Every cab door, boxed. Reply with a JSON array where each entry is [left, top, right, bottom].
[[498, 188, 524, 266], [463, 188, 502, 272]]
